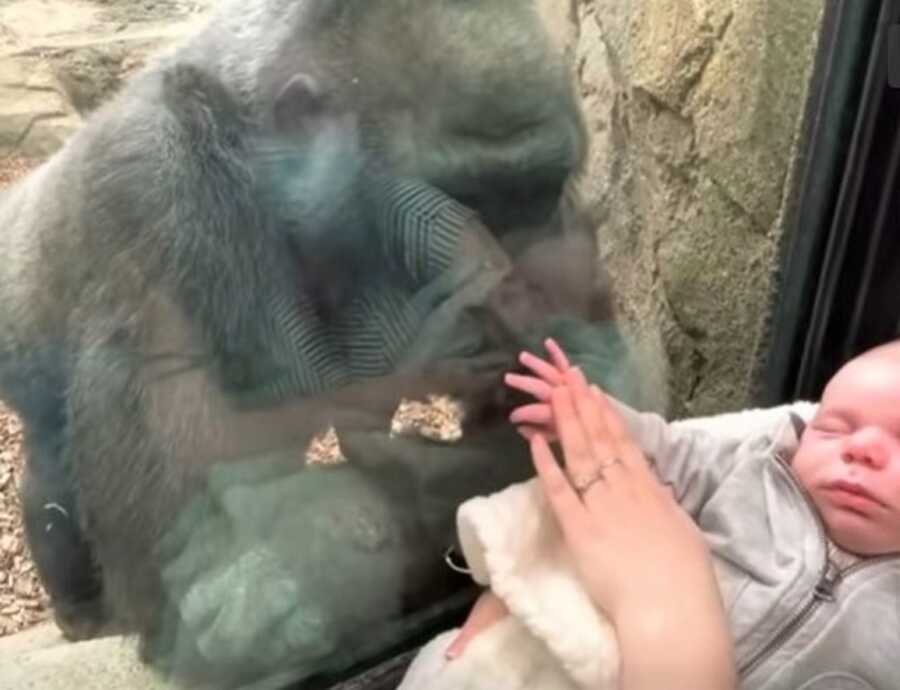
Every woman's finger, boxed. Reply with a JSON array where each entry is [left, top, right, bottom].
[[504, 372, 553, 401], [544, 338, 571, 371], [517, 426, 538, 441], [588, 384, 652, 476], [517, 425, 558, 443], [509, 403, 552, 427], [530, 433, 589, 546], [519, 351, 565, 385], [587, 384, 628, 443], [550, 384, 594, 476], [566, 369, 621, 471]]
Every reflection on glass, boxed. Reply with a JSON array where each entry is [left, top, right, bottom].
[[0, 0, 832, 688]]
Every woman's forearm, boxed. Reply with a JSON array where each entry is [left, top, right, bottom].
[[614, 585, 736, 690]]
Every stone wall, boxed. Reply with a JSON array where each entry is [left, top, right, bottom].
[[573, 0, 824, 416], [0, 0, 826, 418], [0, 0, 210, 158]]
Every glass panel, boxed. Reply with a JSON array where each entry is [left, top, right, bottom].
[[0, 1, 858, 689]]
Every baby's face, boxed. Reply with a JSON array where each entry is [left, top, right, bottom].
[[792, 353, 900, 556]]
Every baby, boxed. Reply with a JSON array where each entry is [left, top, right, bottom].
[[398, 339, 900, 690]]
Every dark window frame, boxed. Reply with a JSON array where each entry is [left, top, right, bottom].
[[762, 0, 900, 404]]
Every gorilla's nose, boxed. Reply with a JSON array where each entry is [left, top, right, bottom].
[[429, 113, 585, 231]]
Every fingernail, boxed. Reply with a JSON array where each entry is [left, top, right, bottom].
[[445, 641, 461, 660]]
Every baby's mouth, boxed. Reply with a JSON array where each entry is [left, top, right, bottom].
[[822, 479, 885, 512]]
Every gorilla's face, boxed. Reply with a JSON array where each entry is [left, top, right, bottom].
[[277, 0, 586, 233], [359, 0, 584, 231]]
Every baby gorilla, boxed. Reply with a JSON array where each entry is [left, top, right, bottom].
[[248, 63, 631, 409], [176, 64, 537, 402]]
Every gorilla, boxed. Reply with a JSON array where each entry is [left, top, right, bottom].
[[0, 0, 636, 686]]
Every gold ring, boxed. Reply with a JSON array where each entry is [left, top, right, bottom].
[[569, 458, 622, 496]]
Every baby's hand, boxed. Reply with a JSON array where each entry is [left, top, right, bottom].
[[504, 338, 571, 441], [445, 590, 509, 660]]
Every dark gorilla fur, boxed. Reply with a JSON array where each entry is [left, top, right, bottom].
[[0, 0, 631, 685]]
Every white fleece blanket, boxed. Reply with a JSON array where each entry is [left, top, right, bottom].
[[398, 402, 817, 690]]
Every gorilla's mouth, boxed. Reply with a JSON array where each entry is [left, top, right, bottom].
[[427, 119, 582, 232]]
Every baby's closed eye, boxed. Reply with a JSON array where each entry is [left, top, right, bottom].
[[811, 416, 852, 435]]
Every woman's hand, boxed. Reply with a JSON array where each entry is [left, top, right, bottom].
[[530, 367, 713, 622], [504, 338, 571, 441], [445, 343, 735, 689], [534, 367, 735, 690]]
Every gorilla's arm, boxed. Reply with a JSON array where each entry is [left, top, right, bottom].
[[335, 177, 516, 377], [63, 280, 530, 689], [150, 64, 348, 403]]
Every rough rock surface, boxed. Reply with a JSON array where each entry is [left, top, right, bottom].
[[573, 0, 823, 416], [0, 622, 173, 690], [0, 0, 211, 158]]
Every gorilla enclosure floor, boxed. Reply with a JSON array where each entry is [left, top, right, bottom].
[[0, 156, 52, 638]]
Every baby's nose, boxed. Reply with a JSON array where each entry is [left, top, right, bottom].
[[842, 428, 891, 469]]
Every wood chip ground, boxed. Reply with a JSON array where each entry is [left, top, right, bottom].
[[0, 157, 52, 637]]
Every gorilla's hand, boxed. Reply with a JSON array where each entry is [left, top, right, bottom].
[[156, 457, 422, 684], [367, 176, 510, 288], [335, 176, 517, 381], [337, 422, 535, 552], [536, 316, 643, 407]]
